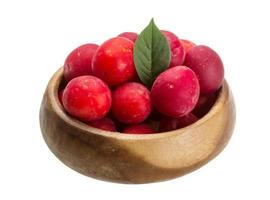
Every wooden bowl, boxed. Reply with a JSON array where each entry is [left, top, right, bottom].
[[40, 67, 236, 184]]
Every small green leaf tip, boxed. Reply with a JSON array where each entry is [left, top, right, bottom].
[[133, 19, 171, 88]]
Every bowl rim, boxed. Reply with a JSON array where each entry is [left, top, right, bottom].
[[47, 67, 228, 141]]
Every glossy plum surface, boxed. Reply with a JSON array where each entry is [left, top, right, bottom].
[[123, 124, 155, 134], [118, 32, 138, 42], [161, 30, 185, 67], [63, 76, 111, 121], [151, 66, 200, 118], [64, 44, 98, 81], [180, 39, 196, 54], [184, 45, 224, 94], [92, 37, 135, 87], [88, 118, 116, 131], [112, 82, 152, 124], [159, 114, 198, 132]]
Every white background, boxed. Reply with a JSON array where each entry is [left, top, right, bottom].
[[0, 0, 269, 199]]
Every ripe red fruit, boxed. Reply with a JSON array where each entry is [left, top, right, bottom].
[[112, 82, 152, 124], [161, 30, 185, 67], [118, 32, 138, 42], [64, 44, 99, 81], [62, 76, 111, 122], [92, 37, 136, 87], [159, 114, 198, 132], [58, 89, 64, 105], [151, 66, 200, 118], [123, 124, 155, 134], [184, 45, 224, 94], [180, 39, 196, 54], [88, 118, 116, 132], [192, 93, 217, 118]]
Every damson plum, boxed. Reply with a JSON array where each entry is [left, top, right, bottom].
[[112, 82, 152, 124], [184, 45, 224, 94], [92, 37, 135, 87], [180, 39, 196, 54], [64, 44, 98, 81], [62, 76, 111, 122], [88, 118, 116, 131], [118, 32, 138, 42], [159, 113, 198, 132], [123, 124, 155, 134], [161, 30, 185, 67], [151, 66, 200, 118]]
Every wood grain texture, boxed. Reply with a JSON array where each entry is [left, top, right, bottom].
[[39, 67, 236, 184]]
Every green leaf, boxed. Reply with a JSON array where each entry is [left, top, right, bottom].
[[133, 18, 171, 87]]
